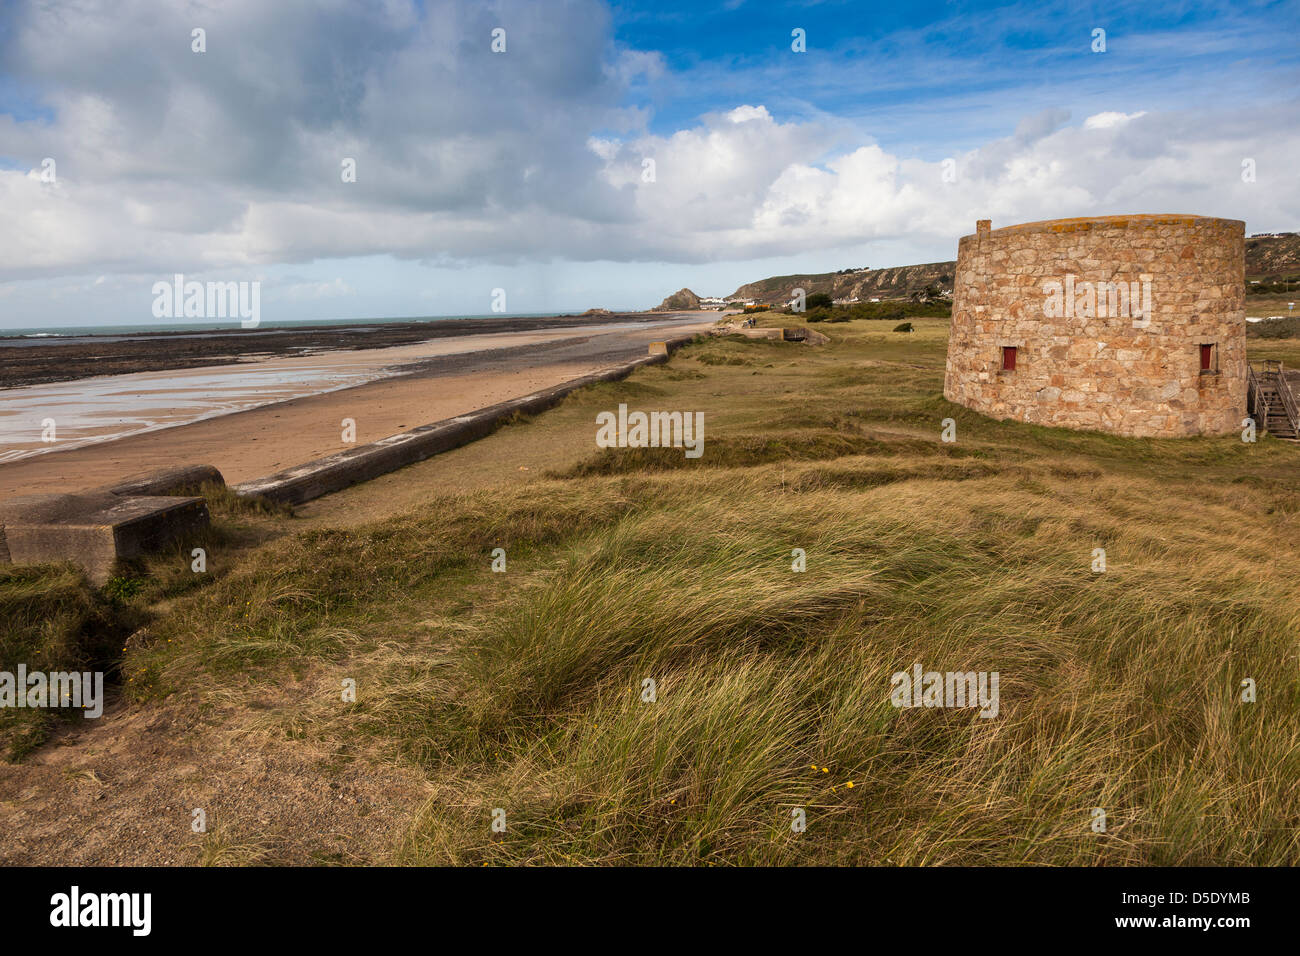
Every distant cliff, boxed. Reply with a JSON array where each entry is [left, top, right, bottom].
[[649, 233, 1299, 310], [654, 288, 703, 311], [1246, 233, 1300, 278], [728, 261, 956, 304]]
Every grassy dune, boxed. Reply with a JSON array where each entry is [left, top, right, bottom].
[[0, 566, 137, 759], [6, 317, 1300, 864]]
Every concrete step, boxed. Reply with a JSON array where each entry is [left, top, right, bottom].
[[0, 478, 214, 584]]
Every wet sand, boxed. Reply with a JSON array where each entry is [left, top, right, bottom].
[[0, 312, 670, 389], [0, 315, 712, 498], [0, 320, 694, 462]]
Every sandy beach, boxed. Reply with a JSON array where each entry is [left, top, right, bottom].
[[0, 314, 712, 498], [0, 312, 676, 388]]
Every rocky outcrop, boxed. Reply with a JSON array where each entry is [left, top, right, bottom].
[[654, 288, 702, 311]]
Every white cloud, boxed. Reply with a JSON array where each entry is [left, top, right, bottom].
[[0, 0, 1296, 291], [1083, 111, 1149, 129], [726, 105, 771, 124], [586, 103, 1299, 261]]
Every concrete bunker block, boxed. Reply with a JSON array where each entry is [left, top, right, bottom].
[[0, 492, 210, 585]]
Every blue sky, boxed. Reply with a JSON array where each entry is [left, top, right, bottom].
[[0, 0, 1297, 328], [610, 0, 1297, 147]]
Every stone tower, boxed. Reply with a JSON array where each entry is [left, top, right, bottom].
[[943, 214, 1246, 437]]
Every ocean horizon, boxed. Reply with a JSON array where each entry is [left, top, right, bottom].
[[0, 311, 595, 342]]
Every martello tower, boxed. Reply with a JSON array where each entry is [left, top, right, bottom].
[[943, 214, 1246, 438]]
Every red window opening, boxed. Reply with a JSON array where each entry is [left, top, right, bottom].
[[1002, 346, 1017, 371], [1200, 344, 1214, 371]]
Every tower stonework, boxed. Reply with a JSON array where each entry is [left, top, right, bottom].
[[943, 214, 1246, 438]]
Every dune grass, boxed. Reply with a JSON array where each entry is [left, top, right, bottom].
[[0, 563, 139, 758], [8, 317, 1300, 864]]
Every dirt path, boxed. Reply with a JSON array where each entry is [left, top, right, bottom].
[[0, 680, 430, 866]]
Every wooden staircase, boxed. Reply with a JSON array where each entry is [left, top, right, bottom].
[[1248, 360, 1300, 440]]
